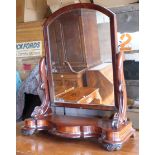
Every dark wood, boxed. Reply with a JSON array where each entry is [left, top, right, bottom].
[[17, 122, 139, 155], [21, 3, 135, 152], [112, 51, 127, 129], [21, 115, 135, 151], [43, 3, 120, 111], [30, 57, 52, 119]]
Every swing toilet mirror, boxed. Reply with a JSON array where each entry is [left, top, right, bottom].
[[43, 5, 118, 110]]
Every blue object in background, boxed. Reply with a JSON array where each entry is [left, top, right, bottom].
[[16, 71, 22, 94]]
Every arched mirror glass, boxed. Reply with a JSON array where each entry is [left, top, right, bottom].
[[47, 8, 114, 107]]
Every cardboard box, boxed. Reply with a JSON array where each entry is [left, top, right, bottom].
[[94, 0, 139, 8], [16, 0, 48, 22], [16, 20, 45, 57], [47, 0, 90, 13], [16, 20, 45, 80], [47, 0, 138, 12]]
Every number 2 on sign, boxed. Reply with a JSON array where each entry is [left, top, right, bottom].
[[120, 33, 132, 52]]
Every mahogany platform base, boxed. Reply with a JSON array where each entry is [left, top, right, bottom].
[[21, 115, 135, 151]]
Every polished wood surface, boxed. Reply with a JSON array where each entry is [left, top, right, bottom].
[[17, 122, 139, 155], [86, 63, 114, 105], [55, 87, 102, 104], [21, 3, 135, 151], [22, 114, 135, 151], [31, 57, 52, 119], [55, 86, 74, 96]]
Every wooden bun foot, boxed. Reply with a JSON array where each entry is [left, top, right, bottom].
[[98, 121, 135, 151], [21, 117, 52, 136]]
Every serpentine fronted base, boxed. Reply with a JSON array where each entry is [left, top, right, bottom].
[[21, 115, 135, 151]]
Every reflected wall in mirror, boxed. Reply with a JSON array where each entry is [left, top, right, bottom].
[[47, 9, 114, 106]]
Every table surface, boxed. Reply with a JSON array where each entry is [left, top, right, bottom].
[[16, 122, 139, 155]]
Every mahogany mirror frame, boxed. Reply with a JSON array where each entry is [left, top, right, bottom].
[[21, 3, 135, 151], [44, 3, 118, 109], [43, 3, 127, 120]]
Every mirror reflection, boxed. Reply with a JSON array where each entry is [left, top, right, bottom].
[[47, 9, 114, 106]]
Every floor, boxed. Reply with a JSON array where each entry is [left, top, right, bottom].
[[16, 122, 139, 155]]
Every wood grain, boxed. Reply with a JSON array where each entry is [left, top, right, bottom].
[[55, 87, 102, 104], [17, 122, 139, 155], [86, 63, 114, 105], [21, 3, 135, 152]]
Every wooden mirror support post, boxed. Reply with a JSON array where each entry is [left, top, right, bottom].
[[21, 3, 135, 151], [21, 57, 53, 135]]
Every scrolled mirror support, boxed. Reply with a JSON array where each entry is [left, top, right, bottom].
[[112, 51, 127, 129]]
